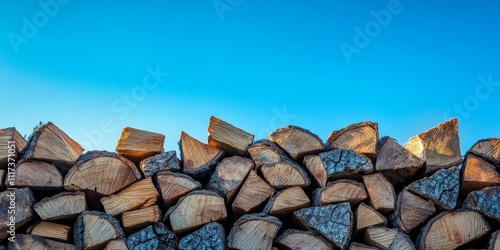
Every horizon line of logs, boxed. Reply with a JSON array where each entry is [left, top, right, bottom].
[[0, 117, 499, 250]]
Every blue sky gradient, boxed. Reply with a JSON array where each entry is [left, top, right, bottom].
[[1, 0, 499, 154]]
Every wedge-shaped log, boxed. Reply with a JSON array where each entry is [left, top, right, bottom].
[[8, 234, 76, 250], [227, 213, 282, 250], [156, 171, 201, 209], [34, 191, 87, 221], [276, 229, 333, 250], [303, 155, 328, 188], [122, 205, 161, 233], [417, 210, 490, 250], [20, 122, 83, 168], [403, 118, 462, 174], [462, 186, 500, 222], [489, 230, 500, 250], [355, 203, 387, 234], [376, 136, 425, 185], [307, 149, 373, 181], [364, 226, 415, 250], [126, 222, 178, 250], [0, 187, 35, 240], [461, 154, 500, 193], [8, 160, 62, 190], [166, 190, 227, 234], [179, 222, 226, 250], [30, 221, 72, 242], [389, 189, 435, 234], [139, 150, 181, 177], [326, 121, 378, 159], [261, 162, 311, 189], [208, 116, 254, 156], [293, 202, 353, 250], [101, 177, 159, 217], [64, 151, 142, 197], [407, 166, 459, 210], [312, 180, 367, 207], [206, 156, 253, 202], [0, 127, 26, 166], [263, 186, 310, 217], [467, 138, 500, 167], [349, 242, 379, 250], [363, 173, 396, 214], [248, 139, 289, 168], [180, 131, 224, 178], [104, 239, 128, 250], [269, 125, 324, 161], [232, 170, 275, 216], [74, 211, 125, 250], [115, 126, 165, 164]]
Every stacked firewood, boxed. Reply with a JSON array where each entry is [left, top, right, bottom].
[[0, 117, 499, 250]]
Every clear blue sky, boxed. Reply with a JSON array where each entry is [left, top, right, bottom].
[[1, 1, 499, 155]]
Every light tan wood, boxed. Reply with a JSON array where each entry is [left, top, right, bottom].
[[104, 239, 128, 250], [9, 160, 62, 190], [34, 191, 87, 221], [313, 180, 367, 207], [21, 122, 83, 168], [101, 177, 159, 217], [74, 211, 125, 250], [122, 205, 161, 233], [0, 127, 26, 166], [260, 162, 311, 189], [461, 154, 500, 193], [303, 155, 328, 188], [248, 139, 286, 168], [208, 116, 254, 156], [276, 229, 333, 250], [31, 221, 72, 242], [116, 126, 165, 164], [269, 125, 324, 161], [326, 121, 378, 159], [489, 230, 500, 250], [180, 131, 224, 178], [232, 170, 275, 216], [206, 155, 254, 202], [390, 189, 436, 234], [403, 118, 462, 174], [0, 187, 35, 241], [355, 203, 387, 234], [227, 214, 282, 250], [349, 242, 379, 250], [364, 226, 414, 250], [8, 234, 76, 250], [167, 190, 227, 234], [263, 186, 310, 217], [467, 138, 500, 166], [363, 173, 396, 214], [0, 169, 4, 188], [156, 171, 201, 208]]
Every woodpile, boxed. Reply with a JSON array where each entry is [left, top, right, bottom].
[[1, 118, 499, 250]]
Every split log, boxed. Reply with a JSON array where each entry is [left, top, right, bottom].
[[115, 126, 165, 164], [326, 121, 379, 159], [462, 186, 500, 222], [179, 222, 226, 250], [126, 222, 178, 250], [139, 150, 181, 177], [7, 234, 76, 250], [269, 125, 324, 161], [349, 242, 379, 250], [303, 155, 328, 188], [275, 229, 333, 250], [403, 118, 462, 174], [467, 138, 500, 167], [0, 187, 35, 240], [74, 211, 125, 250], [206, 155, 254, 202], [489, 230, 500, 250], [227, 213, 282, 250], [363, 173, 396, 214], [309, 149, 374, 181], [363, 226, 415, 250], [8, 160, 62, 190], [0, 127, 26, 166], [389, 189, 436, 234], [179, 131, 224, 178], [104, 239, 128, 250], [232, 170, 276, 216], [166, 190, 227, 234], [30, 221, 72, 242], [407, 166, 459, 210], [263, 186, 310, 217], [293, 202, 353, 249], [34, 191, 87, 221], [0, 169, 4, 189], [20, 122, 84, 168], [417, 210, 490, 250], [248, 139, 289, 168], [101, 177, 159, 217], [461, 154, 500, 193], [122, 205, 161, 233], [207, 116, 254, 156], [156, 171, 201, 209], [312, 179, 367, 207], [260, 162, 311, 189], [355, 203, 387, 234], [64, 151, 142, 197], [375, 136, 425, 185]]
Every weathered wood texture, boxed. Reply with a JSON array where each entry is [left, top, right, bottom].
[[363, 173, 396, 214], [139, 150, 181, 177], [276, 229, 333, 250], [355, 203, 387, 234], [463, 186, 500, 222], [461, 154, 500, 193], [227, 213, 282, 250], [8, 160, 62, 190], [0, 187, 35, 240], [208, 116, 254, 156], [363, 226, 415, 250], [179, 131, 224, 178], [122, 205, 162, 233], [232, 170, 275, 216], [179, 222, 226, 250], [263, 186, 310, 217], [389, 189, 436, 234], [407, 166, 459, 210], [269, 125, 324, 161], [74, 211, 125, 250], [30, 221, 72, 242], [308, 149, 374, 181], [206, 155, 253, 202], [34, 191, 87, 221], [467, 138, 500, 167], [0, 127, 26, 167], [312, 180, 367, 207], [156, 171, 201, 209], [8, 234, 76, 250], [126, 222, 178, 250], [115, 126, 165, 164], [326, 121, 379, 159]]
